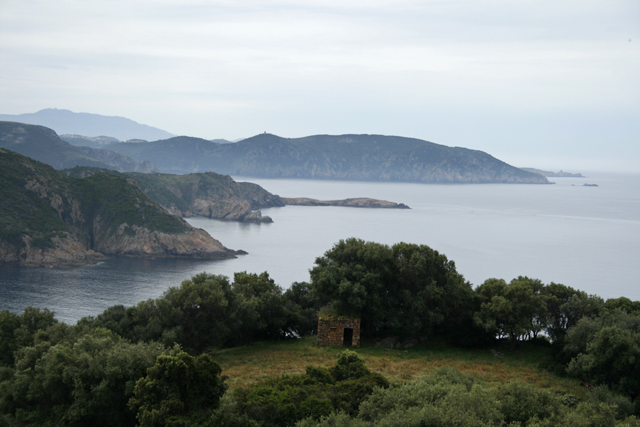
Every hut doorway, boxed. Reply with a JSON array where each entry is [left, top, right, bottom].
[[343, 328, 353, 347]]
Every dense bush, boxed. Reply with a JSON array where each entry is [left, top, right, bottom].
[[296, 368, 638, 427], [0, 328, 164, 427], [129, 345, 228, 427], [564, 310, 640, 400], [231, 350, 389, 427]]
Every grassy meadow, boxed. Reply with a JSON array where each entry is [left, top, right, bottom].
[[213, 337, 585, 397]]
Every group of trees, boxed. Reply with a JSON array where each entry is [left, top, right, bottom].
[[86, 271, 314, 351], [306, 238, 640, 400], [1, 237, 639, 426], [309, 239, 475, 340]]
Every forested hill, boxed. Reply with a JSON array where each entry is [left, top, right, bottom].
[[107, 133, 550, 184], [65, 167, 285, 223], [0, 121, 157, 173], [0, 149, 241, 266]]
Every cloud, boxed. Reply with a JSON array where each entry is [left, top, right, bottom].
[[0, 0, 638, 170]]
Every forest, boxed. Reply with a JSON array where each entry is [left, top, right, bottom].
[[1, 237, 639, 426]]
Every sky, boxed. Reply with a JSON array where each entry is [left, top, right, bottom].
[[1, 0, 638, 172]]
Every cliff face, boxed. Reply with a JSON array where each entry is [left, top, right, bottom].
[[0, 149, 240, 267], [0, 233, 105, 267], [93, 224, 241, 259]]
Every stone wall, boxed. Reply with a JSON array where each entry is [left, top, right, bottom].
[[317, 318, 360, 347]]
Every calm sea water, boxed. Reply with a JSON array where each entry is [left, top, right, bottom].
[[1, 173, 639, 324]]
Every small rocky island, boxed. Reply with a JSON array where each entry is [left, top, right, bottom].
[[281, 197, 410, 209]]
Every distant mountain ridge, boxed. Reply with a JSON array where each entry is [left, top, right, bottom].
[[0, 121, 157, 173], [0, 109, 174, 141], [108, 133, 550, 184]]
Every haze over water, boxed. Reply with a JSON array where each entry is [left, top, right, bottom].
[[1, 173, 638, 324]]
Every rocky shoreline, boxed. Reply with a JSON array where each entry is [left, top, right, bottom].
[[0, 227, 243, 268]]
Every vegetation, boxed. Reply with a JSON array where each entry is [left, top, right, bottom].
[[64, 166, 284, 220], [229, 350, 389, 427], [0, 148, 193, 259], [297, 367, 639, 427], [129, 346, 227, 427], [1, 238, 639, 426], [77, 171, 190, 235], [308, 239, 477, 340]]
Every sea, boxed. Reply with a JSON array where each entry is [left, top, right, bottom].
[[1, 173, 639, 324]]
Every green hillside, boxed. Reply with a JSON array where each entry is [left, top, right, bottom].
[[65, 167, 284, 221], [0, 149, 236, 265]]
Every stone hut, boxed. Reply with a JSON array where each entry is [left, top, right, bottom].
[[317, 317, 360, 347]]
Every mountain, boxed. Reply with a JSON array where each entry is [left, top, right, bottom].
[[64, 168, 285, 223], [0, 121, 157, 173], [61, 134, 121, 149], [0, 109, 173, 141], [107, 134, 550, 184], [0, 149, 242, 267]]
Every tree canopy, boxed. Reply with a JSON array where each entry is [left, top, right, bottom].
[[308, 238, 474, 338]]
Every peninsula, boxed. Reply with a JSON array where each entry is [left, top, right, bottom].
[[0, 149, 242, 267]]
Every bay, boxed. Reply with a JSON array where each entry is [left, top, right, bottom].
[[1, 172, 639, 324]]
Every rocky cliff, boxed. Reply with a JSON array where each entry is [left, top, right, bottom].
[[0, 148, 241, 267], [92, 224, 243, 258]]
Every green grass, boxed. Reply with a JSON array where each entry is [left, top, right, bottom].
[[211, 336, 588, 399]]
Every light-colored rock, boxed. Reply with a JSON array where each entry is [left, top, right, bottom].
[[0, 233, 106, 267], [93, 222, 241, 259]]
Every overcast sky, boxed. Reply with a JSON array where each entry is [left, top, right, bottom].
[[1, 0, 638, 172]]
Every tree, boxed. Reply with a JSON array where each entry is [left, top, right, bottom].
[[309, 238, 474, 338], [90, 272, 305, 350], [541, 283, 604, 344], [605, 297, 640, 315], [231, 272, 288, 345], [565, 310, 640, 399], [0, 310, 20, 367], [474, 277, 547, 349], [129, 345, 227, 427]]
